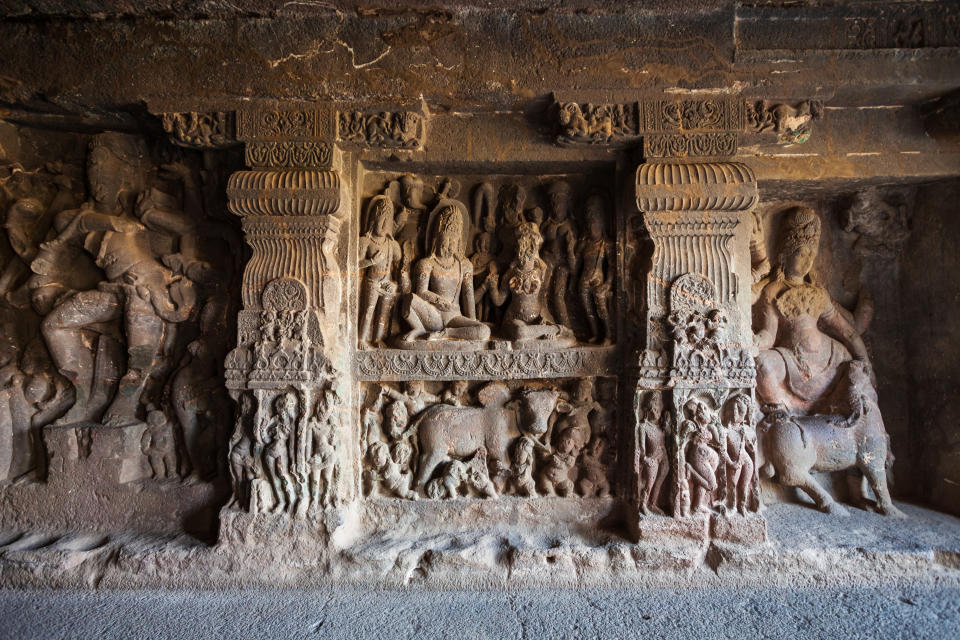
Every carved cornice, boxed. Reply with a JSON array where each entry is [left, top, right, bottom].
[[337, 110, 426, 148], [636, 162, 758, 212], [553, 95, 823, 152], [227, 169, 341, 217], [354, 346, 617, 381]]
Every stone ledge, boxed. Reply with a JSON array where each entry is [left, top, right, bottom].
[[0, 502, 957, 589]]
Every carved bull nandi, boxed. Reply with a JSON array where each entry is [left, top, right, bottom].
[[759, 361, 904, 517], [413, 382, 560, 490]]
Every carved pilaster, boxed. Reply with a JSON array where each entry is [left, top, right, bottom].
[[629, 160, 765, 544], [223, 159, 352, 522]]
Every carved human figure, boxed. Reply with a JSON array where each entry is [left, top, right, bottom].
[[511, 435, 538, 497], [537, 428, 581, 496], [465, 448, 498, 498], [34, 134, 199, 427], [578, 192, 613, 344], [307, 403, 337, 510], [358, 195, 403, 347], [400, 203, 490, 343], [486, 222, 575, 346], [496, 183, 527, 269], [140, 409, 179, 480], [228, 392, 258, 508], [635, 392, 668, 516], [261, 391, 298, 513], [542, 181, 577, 327], [382, 380, 438, 420], [470, 182, 499, 321], [723, 394, 757, 515], [754, 207, 877, 413], [577, 435, 610, 497], [469, 232, 497, 321], [555, 378, 601, 450], [394, 174, 427, 263], [366, 441, 416, 500], [442, 380, 470, 407], [171, 339, 225, 479], [686, 423, 720, 514]]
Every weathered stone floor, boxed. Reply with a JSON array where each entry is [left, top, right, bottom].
[[1, 584, 958, 640]]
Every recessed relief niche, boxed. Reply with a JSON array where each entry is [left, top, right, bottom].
[[355, 172, 618, 353]]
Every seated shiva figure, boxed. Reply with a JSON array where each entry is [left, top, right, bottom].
[[399, 201, 490, 345], [754, 206, 876, 414], [486, 222, 575, 347]]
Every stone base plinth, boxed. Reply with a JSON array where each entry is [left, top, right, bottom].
[[628, 511, 710, 544], [710, 512, 768, 544], [43, 422, 149, 485]]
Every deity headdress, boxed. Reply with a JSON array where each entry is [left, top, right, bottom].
[[364, 194, 395, 235], [426, 198, 471, 257], [779, 206, 821, 258]]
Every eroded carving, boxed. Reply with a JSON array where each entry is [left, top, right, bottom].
[[338, 111, 424, 148], [745, 100, 823, 144]]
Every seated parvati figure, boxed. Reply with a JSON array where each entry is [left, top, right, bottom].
[[754, 206, 876, 414], [485, 221, 575, 347], [399, 200, 490, 346]]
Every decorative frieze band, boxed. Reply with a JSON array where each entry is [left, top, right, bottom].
[[337, 111, 425, 148], [160, 111, 236, 148], [354, 346, 617, 381], [553, 95, 823, 152], [244, 140, 332, 169]]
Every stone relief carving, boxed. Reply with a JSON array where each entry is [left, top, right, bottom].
[[556, 102, 636, 144], [356, 174, 619, 352], [745, 100, 824, 144], [161, 111, 235, 149], [752, 205, 901, 517], [244, 140, 332, 169], [643, 132, 738, 159], [360, 378, 616, 500], [0, 132, 240, 485], [338, 111, 425, 148]]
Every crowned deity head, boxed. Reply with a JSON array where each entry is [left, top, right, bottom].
[[366, 195, 395, 237], [431, 204, 465, 259], [776, 206, 821, 282]]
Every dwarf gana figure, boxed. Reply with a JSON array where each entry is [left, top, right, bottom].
[[538, 428, 581, 497], [365, 441, 417, 500], [577, 435, 610, 497]]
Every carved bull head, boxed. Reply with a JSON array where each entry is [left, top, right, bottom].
[[516, 388, 561, 436]]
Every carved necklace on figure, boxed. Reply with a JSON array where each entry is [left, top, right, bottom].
[[508, 262, 542, 295], [774, 280, 828, 320]]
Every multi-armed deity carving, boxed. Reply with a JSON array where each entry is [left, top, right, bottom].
[[1, 132, 239, 485], [356, 174, 616, 352], [752, 206, 902, 517]]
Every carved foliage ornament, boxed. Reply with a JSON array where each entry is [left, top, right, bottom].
[[245, 140, 332, 169]]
